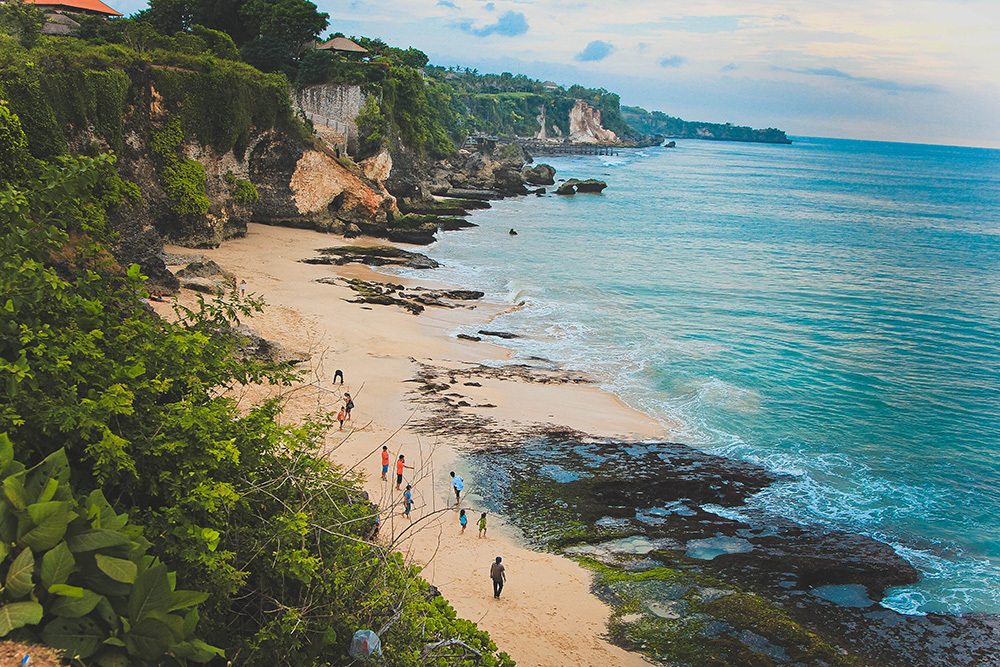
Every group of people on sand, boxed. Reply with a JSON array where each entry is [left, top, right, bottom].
[[230, 276, 247, 298], [379, 448, 507, 597]]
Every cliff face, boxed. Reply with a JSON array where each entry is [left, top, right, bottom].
[[568, 100, 620, 144], [78, 72, 398, 289], [250, 135, 397, 234]]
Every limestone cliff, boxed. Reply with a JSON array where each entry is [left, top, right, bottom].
[[568, 99, 620, 144], [81, 72, 399, 289]]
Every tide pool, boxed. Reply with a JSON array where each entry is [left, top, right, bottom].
[[393, 137, 1000, 615]]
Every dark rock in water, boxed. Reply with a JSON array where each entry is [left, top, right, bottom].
[[509, 228, 518, 236], [575, 179, 608, 193], [387, 228, 437, 245], [664, 140, 677, 148], [555, 178, 608, 195], [477, 330, 521, 339], [522, 163, 556, 185], [437, 218, 478, 231], [457, 334, 482, 342]]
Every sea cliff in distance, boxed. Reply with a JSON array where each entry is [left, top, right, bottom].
[[622, 105, 793, 144]]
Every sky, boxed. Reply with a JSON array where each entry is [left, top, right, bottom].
[[113, 0, 1000, 148]]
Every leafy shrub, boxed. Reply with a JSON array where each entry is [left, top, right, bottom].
[[232, 178, 258, 204], [0, 111, 511, 667], [0, 437, 221, 665]]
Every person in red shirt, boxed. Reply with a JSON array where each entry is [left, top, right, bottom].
[[395, 454, 413, 490], [381, 446, 389, 481]]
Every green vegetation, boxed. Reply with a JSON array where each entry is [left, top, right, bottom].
[[232, 178, 258, 204], [0, 100, 512, 665], [621, 105, 792, 144], [0, 439, 221, 665], [151, 116, 210, 216]]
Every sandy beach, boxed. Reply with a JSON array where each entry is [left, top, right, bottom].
[[161, 222, 674, 667]]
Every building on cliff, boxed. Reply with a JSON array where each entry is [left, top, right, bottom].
[[315, 36, 368, 55], [26, 0, 121, 16], [25, 0, 122, 35]]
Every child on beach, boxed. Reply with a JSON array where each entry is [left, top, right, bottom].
[[402, 485, 413, 520], [459, 509, 467, 534], [478, 512, 487, 538], [450, 471, 464, 505], [240, 279, 246, 298], [381, 445, 389, 481], [337, 407, 346, 430], [395, 455, 413, 490]]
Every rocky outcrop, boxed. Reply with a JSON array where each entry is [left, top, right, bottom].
[[568, 100, 620, 144], [301, 245, 440, 269], [386, 143, 534, 211], [522, 163, 556, 185], [230, 324, 310, 365], [555, 178, 608, 195]]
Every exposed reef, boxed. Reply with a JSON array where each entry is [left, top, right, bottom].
[[314, 277, 483, 315], [403, 359, 1000, 667]]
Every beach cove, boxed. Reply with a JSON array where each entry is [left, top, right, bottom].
[[160, 223, 664, 667], [160, 139, 1000, 665]]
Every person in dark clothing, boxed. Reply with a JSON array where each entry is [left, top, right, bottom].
[[490, 556, 506, 598]]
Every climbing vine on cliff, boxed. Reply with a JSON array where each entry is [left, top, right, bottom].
[[151, 116, 211, 216]]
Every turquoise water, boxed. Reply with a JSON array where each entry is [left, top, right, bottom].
[[398, 137, 1000, 615]]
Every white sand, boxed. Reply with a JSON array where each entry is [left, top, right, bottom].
[[161, 223, 677, 667]]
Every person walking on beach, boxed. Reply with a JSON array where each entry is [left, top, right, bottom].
[[381, 446, 390, 481], [490, 556, 506, 598], [402, 485, 413, 520], [450, 471, 464, 505], [459, 509, 467, 534], [337, 407, 346, 430], [240, 279, 246, 299], [343, 393, 354, 420], [478, 512, 487, 538], [396, 455, 413, 490]]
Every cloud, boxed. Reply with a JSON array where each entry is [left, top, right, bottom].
[[457, 10, 529, 37], [637, 42, 649, 54], [576, 40, 615, 62], [659, 55, 686, 68], [484, 2, 494, 10], [437, 0, 458, 7], [721, 63, 738, 72], [774, 66, 941, 93]]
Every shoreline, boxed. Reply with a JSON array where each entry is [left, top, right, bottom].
[[161, 221, 1000, 666], [162, 222, 668, 667]]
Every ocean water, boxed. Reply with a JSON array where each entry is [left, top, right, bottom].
[[396, 137, 1000, 615]]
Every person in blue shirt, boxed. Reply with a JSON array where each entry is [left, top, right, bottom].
[[450, 471, 464, 505]]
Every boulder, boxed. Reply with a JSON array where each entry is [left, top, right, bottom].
[[231, 324, 311, 364], [555, 178, 608, 195], [175, 259, 229, 279], [522, 163, 556, 185]]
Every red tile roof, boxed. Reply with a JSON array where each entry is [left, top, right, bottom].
[[28, 0, 123, 17]]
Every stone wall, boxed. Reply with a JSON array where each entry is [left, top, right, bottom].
[[290, 84, 365, 155]]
